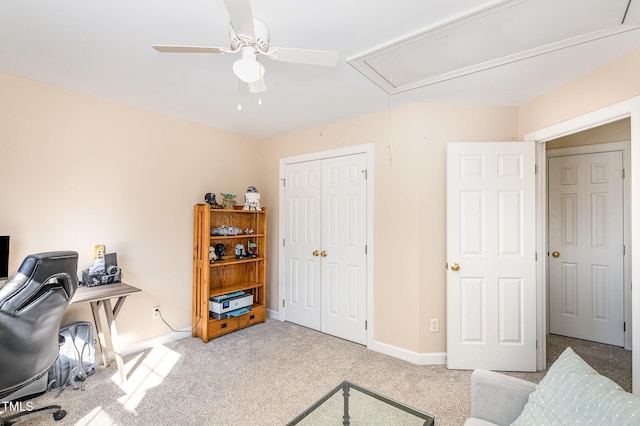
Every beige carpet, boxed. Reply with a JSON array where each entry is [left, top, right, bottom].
[[8, 319, 632, 425]]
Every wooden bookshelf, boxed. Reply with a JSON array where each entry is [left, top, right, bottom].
[[192, 204, 266, 342]]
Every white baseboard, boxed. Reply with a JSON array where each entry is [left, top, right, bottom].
[[104, 315, 446, 368], [102, 311, 280, 366], [367, 339, 447, 365], [266, 308, 281, 320], [97, 326, 192, 366], [267, 315, 446, 366], [122, 327, 192, 357], [114, 310, 281, 363]]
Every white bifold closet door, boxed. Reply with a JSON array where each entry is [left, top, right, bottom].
[[284, 153, 367, 344]]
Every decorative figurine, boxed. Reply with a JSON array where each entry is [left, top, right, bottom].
[[234, 244, 246, 259], [243, 186, 261, 211], [214, 243, 226, 260], [247, 241, 258, 258], [204, 193, 219, 209], [245, 228, 255, 235], [220, 193, 237, 210], [209, 246, 218, 264], [211, 225, 243, 236]]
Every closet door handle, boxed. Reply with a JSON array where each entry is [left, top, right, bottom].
[[313, 250, 320, 257], [321, 251, 328, 257]]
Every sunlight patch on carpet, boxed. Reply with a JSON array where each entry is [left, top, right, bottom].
[[112, 344, 181, 412], [75, 405, 115, 425]]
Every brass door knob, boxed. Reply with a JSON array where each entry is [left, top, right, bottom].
[[451, 263, 460, 272], [321, 250, 328, 257], [313, 250, 320, 257], [552, 251, 560, 258]]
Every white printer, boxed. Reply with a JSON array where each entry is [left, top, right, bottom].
[[209, 291, 253, 319]]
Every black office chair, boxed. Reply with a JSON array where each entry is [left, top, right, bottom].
[[0, 251, 78, 424]]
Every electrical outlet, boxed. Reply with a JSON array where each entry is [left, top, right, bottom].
[[430, 318, 439, 333], [152, 305, 160, 320]]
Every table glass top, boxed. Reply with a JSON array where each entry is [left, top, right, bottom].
[[288, 381, 434, 425]]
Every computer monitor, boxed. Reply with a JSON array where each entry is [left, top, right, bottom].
[[0, 236, 9, 280]]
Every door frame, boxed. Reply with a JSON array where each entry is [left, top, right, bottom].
[[546, 142, 630, 348], [278, 143, 375, 346], [524, 96, 640, 394]]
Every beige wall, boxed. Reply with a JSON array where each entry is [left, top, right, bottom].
[[0, 73, 259, 348], [260, 103, 518, 353], [546, 118, 630, 149], [519, 49, 640, 138]]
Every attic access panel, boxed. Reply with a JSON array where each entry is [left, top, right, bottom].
[[348, 0, 640, 94]]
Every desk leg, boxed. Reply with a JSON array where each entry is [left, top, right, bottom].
[[103, 298, 127, 384], [90, 301, 110, 368]]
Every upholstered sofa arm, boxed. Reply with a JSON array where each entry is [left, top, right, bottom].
[[469, 369, 536, 426]]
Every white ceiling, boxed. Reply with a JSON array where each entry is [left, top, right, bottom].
[[1, 0, 639, 140]]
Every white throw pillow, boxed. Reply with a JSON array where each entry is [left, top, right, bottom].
[[512, 347, 640, 425]]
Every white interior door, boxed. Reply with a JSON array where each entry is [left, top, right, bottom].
[[321, 154, 367, 344], [548, 151, 624, 346], [284, 160, 322, 329], [446, 142, 537, 371], [284, 153, 368, 345]]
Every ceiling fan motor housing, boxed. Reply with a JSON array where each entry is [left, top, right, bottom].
[[230, 18, 270, 52]]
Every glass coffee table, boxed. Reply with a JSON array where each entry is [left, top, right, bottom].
[[287, 381, 435, 425]]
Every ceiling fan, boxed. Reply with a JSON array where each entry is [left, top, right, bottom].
[[152, 0, 339, 93]]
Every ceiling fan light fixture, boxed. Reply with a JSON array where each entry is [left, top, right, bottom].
[[233, 46, 265, 83], [233, 58, 265, 83]]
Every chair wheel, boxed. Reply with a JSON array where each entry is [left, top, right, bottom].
[[53, 409, 67, 421]]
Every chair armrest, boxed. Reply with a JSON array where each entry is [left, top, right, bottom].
[[470, 369, 536, 426]]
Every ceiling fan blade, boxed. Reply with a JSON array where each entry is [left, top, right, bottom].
[[224, 0, 255, 42], [270, 47, 339, 67], [248, 78, 267, 94], [153, 45, 225, 54]]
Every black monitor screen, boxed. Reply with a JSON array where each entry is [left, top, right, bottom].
[[0, 236, 9, 280]]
